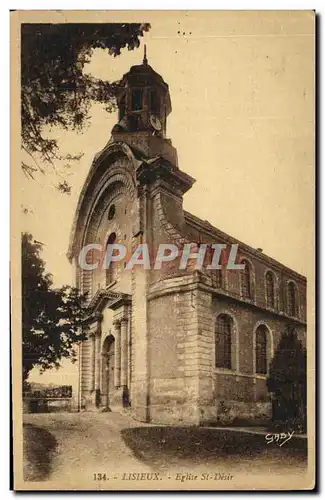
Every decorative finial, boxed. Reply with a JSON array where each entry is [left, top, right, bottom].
[[143, 44, 148, 65]]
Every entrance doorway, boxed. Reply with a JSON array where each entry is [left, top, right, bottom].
[[102, 335, 115, 407]]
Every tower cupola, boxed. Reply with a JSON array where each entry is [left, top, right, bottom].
[[112, 45, 171, 138]]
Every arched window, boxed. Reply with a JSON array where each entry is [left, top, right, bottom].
[[207, 245, 225, 289], [108, 204, 116, 220], [287, 281, 298, 317], [266, 271, 276, 309], [255, 325, 268, 375], [241, 259, 253, 299], [215, 314, 233, 369], [105, 232, 117, 286]]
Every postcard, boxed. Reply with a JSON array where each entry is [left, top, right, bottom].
[[11, 10, 315, 491]]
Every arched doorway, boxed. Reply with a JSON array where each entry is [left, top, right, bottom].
[[101, 335, 115, 407]]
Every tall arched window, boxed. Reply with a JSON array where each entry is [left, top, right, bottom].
[[208, 245, 226, 290], [287, 281, 298, 317], [266, 271, 276, 309], [241, 259, 253, 299], [105, 232, 117, 286], [215, 314, 233, 369], [255, 325, 268, 375]]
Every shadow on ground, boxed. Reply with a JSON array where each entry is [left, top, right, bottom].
[[23, 423, 57, 481], [121, 427, 307, 472]]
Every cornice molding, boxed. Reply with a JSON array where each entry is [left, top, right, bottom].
[[84, 288, 132, 319]]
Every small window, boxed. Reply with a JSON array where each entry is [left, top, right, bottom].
[[131, 89, 143, 111], [105, 232, 117, 286], [108, 204, 116, 220], [107, 232, 116, 245], [255, 325, 268, 375], [215, 314, 233, 369], [287, 282, 298, 317], [241, 259, 253, 299], [266, 271, 275, 308]]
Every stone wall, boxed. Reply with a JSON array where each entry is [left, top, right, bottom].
[[147, 275, 214, 425], [196, 291, 307, 425]]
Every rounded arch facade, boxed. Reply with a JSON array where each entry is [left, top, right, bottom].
[[68, 143, 139, 262], [77, 156, 139, 297]]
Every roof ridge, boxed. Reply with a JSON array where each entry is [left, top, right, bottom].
[[183, 210, 306, 281]]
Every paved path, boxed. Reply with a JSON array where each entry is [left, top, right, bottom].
[[23, 411, 152, 486], [23, 412, 308, 490]]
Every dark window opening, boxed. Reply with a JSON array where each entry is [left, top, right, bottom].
[[215, 314, 232, 369], [131, 89, 143, 111], [256, 325, 268, 374], [105, 232, 117, 286], [266, 271, 275, 308], [108, 204, 116, 220], [287, 282, 298, 317], [107, 232, 116, 245], [241, 259, 253, 299]]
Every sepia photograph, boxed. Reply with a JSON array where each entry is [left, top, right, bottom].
[[10, 10, 315, 491]]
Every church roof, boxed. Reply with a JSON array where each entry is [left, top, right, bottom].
[[183, 210, 306, 282], [120, 44, 168, 89], [122, 63, 168, 89]]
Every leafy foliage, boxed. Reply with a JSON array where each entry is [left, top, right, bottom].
[[267, 326, 307, 431], [22, 232, 88, 381], [21, 23, 150, 186]]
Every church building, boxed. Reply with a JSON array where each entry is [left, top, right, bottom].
[[67, 50, 307, 425]]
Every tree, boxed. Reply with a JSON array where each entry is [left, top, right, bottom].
[[267, 326, 307, 432], [21, 23, 150, 189], [22, 232, 88, 382]]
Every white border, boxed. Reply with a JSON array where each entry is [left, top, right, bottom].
[[3, 3, 320, 498]]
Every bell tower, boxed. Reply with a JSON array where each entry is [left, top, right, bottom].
[[110, 45, 177, 167]]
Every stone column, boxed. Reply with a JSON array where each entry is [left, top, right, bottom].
[[100, 352, 108, 407], [113, 320, 121, 388], [89, 334, 96, 392], [127, 314, 132, 390], [120, 317, 128, 387], [94, 333, 101, 406]]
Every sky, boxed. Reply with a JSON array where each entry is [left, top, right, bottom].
[[19, 11, 314, 384]]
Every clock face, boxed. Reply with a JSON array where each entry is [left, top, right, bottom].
[[150, 114, 162, 131]]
